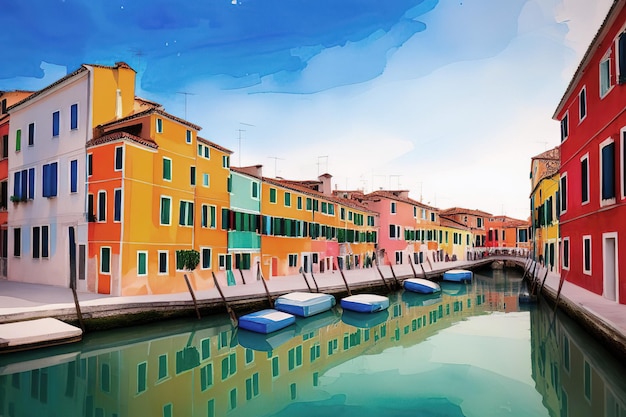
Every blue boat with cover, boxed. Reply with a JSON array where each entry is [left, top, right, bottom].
[[340, 294, 389, 313], [238, 309, 296, 334], [274, 292, 336, 317], [442, 269, 473, 283], [403, 278, 441, 294]]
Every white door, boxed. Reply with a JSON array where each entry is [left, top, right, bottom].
[[603, 234, 618, 302]]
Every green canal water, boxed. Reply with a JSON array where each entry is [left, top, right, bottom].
[[1, 268, 625, 417]]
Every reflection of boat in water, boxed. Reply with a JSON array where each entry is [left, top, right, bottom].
[[440, 281, 469, 297], [294, 309, 340, 334], [403, 278, 441, 294], [340, 294, 389, 313], [238, 309, 296, 334], [341, 309, 389, 329], [237, 326, 296, 352], [401, 291, 443, 307], [518, 279, 537, 304], [443, 269, 473, 283], [274, 292, 336, 317]]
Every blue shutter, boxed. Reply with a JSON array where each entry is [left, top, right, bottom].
[[52, 111, 60, 136], [28, 168, 35, 199], [13, 171, 20, 199], [619, 32, 626, 84], [602, 142, 615, 200], [70, 160, 78, 193], [20, 170, 27, 200], [114, 189, 122, 221], [70, 104, 78, 129], [51, 162, 58, 197], [42, 164, 48, 197]]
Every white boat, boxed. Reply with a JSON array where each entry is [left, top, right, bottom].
[[403, 278, 441, 294], [238, 309, 296, 334], [442, 269, 473, 283], [274, 292, 336, 317], [340, 294, 389, 313]]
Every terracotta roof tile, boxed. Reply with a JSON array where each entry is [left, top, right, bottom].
[[197, 137, 233, 154], [86, 131, 158, 149]]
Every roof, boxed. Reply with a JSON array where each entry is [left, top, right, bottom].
[[86, 131, 158, 149], [99, 107, 202, 131], [361, 190, 437, 211], [263, 176, 377, 214], [439, 207, 493, 217], [439, 216, 471, 231], [198, 136, 233, 154], [553, 0, 622, 118], [530, 146, 560, 161]]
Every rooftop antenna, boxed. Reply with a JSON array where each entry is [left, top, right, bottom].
[[389, 175, 401, 189], [237, 122, 255, 166], [177, 91, 196, 119], [317, 155, 328, 176], [268, 156, 284, 178]]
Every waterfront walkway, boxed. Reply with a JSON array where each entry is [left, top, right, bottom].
[[0, 256, 625, 358]]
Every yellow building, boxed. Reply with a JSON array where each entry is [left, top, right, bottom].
[[529, 146, 560, 271]]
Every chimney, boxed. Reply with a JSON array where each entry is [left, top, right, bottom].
[[318, 173, 332, 195]]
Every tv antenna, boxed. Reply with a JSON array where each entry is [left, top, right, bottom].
[[237, 122, 255, 166], [177, 91, 196, 119], [317, 155, 328, 176], [268, 156, 284, 178]]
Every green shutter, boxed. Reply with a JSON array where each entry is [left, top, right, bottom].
[[16, 129, 21, 151], [138, 252, 147, 275]]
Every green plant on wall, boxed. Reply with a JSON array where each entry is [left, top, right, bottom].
[[176, 249, 200, 272]]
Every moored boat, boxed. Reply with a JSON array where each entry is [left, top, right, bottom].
[[403, 278, 441, 294], [238, 309, 296, 334], [340, 294, 389, 313], [443, 269, 473, 283], [274, 292, 336, 317]]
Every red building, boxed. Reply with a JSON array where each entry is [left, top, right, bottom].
[[553, 0, 626, 304]]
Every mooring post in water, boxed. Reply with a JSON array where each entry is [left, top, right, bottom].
[[310, 270, 320, 293], [300, 269, 313, 292], [533, 269, 548, 295], [420, 263, 428, 279], [211, 272, 238, 326], [539, 268, 550, 293], [71, 286, 86, 332], [374, 259, 391, 291], [256, 262, 274, 308], [336, 260, 352, 296], [384, 252, 399, 289], [184, 274, 202, 320], [407, 254, 418, 278]]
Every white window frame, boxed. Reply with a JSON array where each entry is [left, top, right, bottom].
[[137, 251, 148, 277], [562, 237, 570, 271], [203, 173, 210, 188], [158, 250, 169, 275], [160, 196, 172, 226], [222, 155, 230, 169], [163, 157, 172, 182], [390, 201, 396, 214], [179, 200, 194, 227], [114, 146, 123, 172], [561, 112, 569, 142], [156, 117, 163, 134], [583, 235, 592, 276], [97, 191, 107, 222], [560, 172, 568, 215], [600, 52, 612, 98], [100, 246, 111, 275], [579, 86, 587, 122], [600, 137, 616, 207], [200, 247, 212, 270], [252, 181, 260, 200], [621, 127, 626, 200], [186, 129, 192, 144], [580, 153, 590, 205], [113, 188, 122, 223]]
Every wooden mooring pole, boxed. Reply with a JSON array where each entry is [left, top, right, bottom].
[[301, 270, 313, 292], [211, 272, 237, 326], [257, 262, 274, 308], [71, 287, 86, 332], [184, 274, 202, 320], [407, 254, 418, 278]]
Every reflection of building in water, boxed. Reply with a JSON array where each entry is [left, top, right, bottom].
[[530, 302, 626, 417], [1, 284, 497, 417]]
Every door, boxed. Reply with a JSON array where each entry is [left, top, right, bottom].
[[303, 254, 310, 273], [271, 257, 278, 277], [603, 234, 618, 302], [69, 227, 76, 289]]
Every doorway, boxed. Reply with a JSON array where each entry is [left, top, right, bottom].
[[603, 234, 618, 302]]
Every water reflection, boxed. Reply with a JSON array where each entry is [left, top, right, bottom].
[[0, 268, 624, 417]]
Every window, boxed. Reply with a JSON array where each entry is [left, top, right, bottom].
[[70, 160, 78, 193], [70, 104, 78, 130], [28, 123, 35, 146], [600, 139, 616, 204], [98, 191, 106, 221], [619, 32, 626, 84], [284, 192, 291, 207], [269, 188, 277, 203], [227, 175, 232, 192], [115, 146, 123, 171], [32, 227, 40, 259], [114, 189, 122, 221], [87, 153, 93, 176], [600, 56, 611, 97], [163, 158, 172, 181], [579, 87, 586, 121], [13, 228, 21, 257], [190, 166, 196, 186], [252, 182, 259, 199], [158, 354, 168, 380], [137, 251, 148, 276], [560, 174, 568, 214], [42, 163, 58, 197], [201, 205, 217, 228], [160, 196, 172, 225], [186, 129, 192, 144], [28, 168, 34, 199], [203, 173, 210, 187], [583, 235, 591, 275], [52, 111, 60, 137], [156, 117, 163, 133], [390, 202, 396, 214], [222, 155, 230, 168], [100, 247, 111, 274], [580, 154, 589, 204], [288, 254, 297, 267], [158, 251, 168, 274], [179, 201, 194, 226], [622, 129, 626, 199], [201, 363, 213, 391], [201, 247, 212, 269], [560, 113, 568, 142], [137, 362, 147, 393], [2, 134, 8, 158], [15, 129, 21, 151]]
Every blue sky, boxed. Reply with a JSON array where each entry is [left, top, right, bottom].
[[0, 0, 614, 219]]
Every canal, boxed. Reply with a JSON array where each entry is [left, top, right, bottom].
[[1, 267, 625, 417]]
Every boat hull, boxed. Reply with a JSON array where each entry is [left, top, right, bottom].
[[274, 292, 336, 317], [403, 278, 441, 294], [238, 309, 296, 334], [443, 269, 473, 283], [340, 294, 389, 313]]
